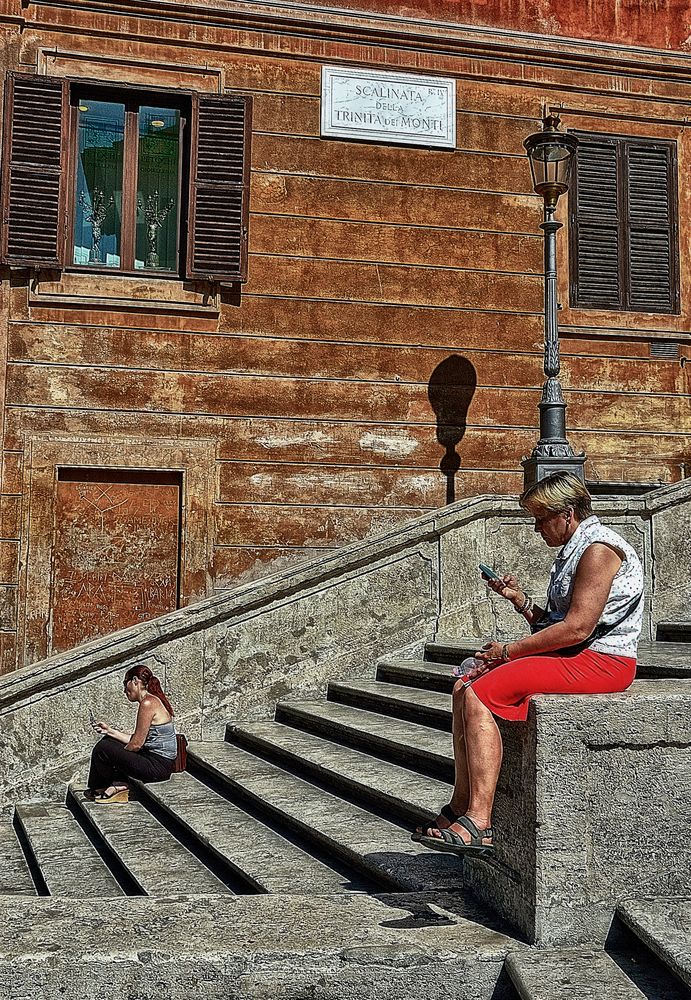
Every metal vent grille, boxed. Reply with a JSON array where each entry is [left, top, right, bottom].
[[649, 340, 680, 359]]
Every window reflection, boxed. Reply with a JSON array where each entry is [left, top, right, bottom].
[[136, 107, 180, 271], [74, 100, 124, 267]]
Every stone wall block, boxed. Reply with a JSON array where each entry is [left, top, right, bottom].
[[462, 718, 538, 942], [200, 546, 439, 737], [648, 498, 691, 628]]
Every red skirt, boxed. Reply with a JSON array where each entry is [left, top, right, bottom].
[[470, 648, 636, 722]]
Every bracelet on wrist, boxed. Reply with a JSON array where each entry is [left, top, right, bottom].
[[514, 593, 532, 615], [501, 642, 511, 663]]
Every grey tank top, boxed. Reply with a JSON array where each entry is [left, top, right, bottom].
[[142, 721, 177, 759]]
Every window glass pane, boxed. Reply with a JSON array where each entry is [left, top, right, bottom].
[[136, 107, 181, 271], [73, 99, 124, 267]]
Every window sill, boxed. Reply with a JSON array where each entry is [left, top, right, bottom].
[[28, 271, 220, 314]]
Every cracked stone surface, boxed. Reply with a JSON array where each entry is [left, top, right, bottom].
[[0, 892, 518, 1000], [506, 948, 647, 999], [190, 742, 463, 892], [618, 898, 691, 988]]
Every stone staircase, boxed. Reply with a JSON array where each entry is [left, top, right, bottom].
[[1, 635, 689, 999]]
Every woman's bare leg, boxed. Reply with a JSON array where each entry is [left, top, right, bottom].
[[414, 679, 470, 836], [461, 687, 502, 838], [449, 679, 471, 814], [426, 685, 502, 845]]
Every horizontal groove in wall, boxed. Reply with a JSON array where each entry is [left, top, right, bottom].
[[3, 407, 690, 439], [246, 251, 538, 277], [5, 361, 689, 399], [251, 165, 533, 197], [12, 318, 687, 353], [4, 405, 691, 434], [249, 211, 542, 238], [216, 84, 691, 124], [252, 131, 529, 160]]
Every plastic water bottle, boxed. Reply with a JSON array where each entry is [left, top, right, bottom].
[[452, 656, 484, 685]]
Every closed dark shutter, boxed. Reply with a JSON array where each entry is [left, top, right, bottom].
[[626, 144, 676, 313], [186, 93, 252, 282], [570, 140, 620, 308], [0, 73, 68, 268], [570, 131, 679, 314]]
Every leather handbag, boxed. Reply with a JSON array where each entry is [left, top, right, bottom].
[[173, 733, 188, 773]]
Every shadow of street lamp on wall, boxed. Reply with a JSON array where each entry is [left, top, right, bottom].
[[428, 355, 477, 505], [522, 113, 586, 489]]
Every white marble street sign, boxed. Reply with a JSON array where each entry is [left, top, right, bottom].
[[321, 66, 456, 149]]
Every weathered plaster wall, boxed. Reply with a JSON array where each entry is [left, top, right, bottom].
[[315, 1, 691, 51], [0, 2, 689, 673]]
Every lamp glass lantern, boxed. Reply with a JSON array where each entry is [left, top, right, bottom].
[[523, 114, 578, 208]]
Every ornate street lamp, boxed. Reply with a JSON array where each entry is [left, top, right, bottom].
[[521, 113, 586, 489]]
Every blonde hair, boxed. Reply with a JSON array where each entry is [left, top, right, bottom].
[[520, 472, 593, 520]]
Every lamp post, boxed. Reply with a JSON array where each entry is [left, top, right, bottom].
[[521, 113, 586, 489]]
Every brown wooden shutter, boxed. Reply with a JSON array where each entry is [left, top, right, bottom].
[[0, 73, 68, 268], [186, 93, 252, 282], [625, 143, 678, 314], [570, 139, 621, 309], [570, 132, 679, 314]]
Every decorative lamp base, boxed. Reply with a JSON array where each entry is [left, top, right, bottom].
[[521, 451, 586, 491]]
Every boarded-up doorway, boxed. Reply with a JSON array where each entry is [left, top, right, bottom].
[[50, 469, 182, 654]]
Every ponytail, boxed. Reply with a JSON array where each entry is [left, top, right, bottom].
[[124, 664, 175, 716]]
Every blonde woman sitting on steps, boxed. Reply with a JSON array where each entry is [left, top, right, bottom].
[[86, 664, 177, 803]]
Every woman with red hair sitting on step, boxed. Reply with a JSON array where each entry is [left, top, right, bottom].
[[414, 471, 644, 856], [86, 664, 178, 803]]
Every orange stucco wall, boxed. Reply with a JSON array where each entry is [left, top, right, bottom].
[[321, 1, 691, 52]]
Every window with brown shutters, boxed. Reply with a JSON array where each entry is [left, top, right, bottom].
[[0, 73, 252, 284], [0, 74, 68, 268], [569, 132, 679, 314], [187, 94, 252, 282]]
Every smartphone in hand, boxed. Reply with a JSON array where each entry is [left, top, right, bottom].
[[89, 709, 105, 734], [479, 563, 501, 581]]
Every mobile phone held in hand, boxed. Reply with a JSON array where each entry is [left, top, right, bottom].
[[89, 709, 105, 734], [479, 563, 501, 581]]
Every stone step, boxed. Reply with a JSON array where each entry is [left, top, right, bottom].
[[0, 818, 36, 895], [656, 622, 691, 643], [636, 641, 691, 678], [0, 891, 516, 1000], [327, 679, 451, 730], [429, 635, 691, 678], [606, 915, 691, 1000], [189, 741, 464, 892], [138, 768, 358, 894], [425, 637, 478, 665], [69, 787, 230, 896], [14, 803, 123, 897], [617, 898, 691, 989], [376, 656, 455, 693], [505, 948, 647, 999], [275, 699, 453, 781], [228, 719, 451, 825]]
